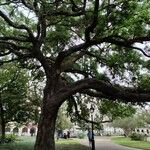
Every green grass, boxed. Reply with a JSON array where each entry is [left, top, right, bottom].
[[0, 136, 34, 150], [0, 136, 88, 150], [112, 136, 150, 150], [56, 139, 88, 150]]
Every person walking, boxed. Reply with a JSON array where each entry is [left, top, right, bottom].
[[87, 128, 93, 149]]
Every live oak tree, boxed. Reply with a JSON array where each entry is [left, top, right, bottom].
[[0, 0, 150, 150]]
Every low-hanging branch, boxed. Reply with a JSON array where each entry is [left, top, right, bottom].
[[57, 78, 150, 104]]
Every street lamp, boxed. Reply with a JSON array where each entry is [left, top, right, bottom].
[[90, 104, 95, 150]]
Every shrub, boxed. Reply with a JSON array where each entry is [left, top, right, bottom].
[[77, 132, 85, 139], [0, 134, 17, 144], [130, 133, 146, 141]]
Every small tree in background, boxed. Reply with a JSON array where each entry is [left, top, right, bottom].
[[56, 103, 73, 131], [113, 109, 150, 137], [0, 63, 29, 140]]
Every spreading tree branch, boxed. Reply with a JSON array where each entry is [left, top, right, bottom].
[[57, 78, 150, 103], [0, 10, 34, 40]]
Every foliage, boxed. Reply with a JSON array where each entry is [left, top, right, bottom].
[[0, 0, 150, 149], [0, 134, 17, 144], [77, 132, 85, 139], [130, 132, 146, 141], [0, 136, 35, 150], [56, 104, 73, 130], [113, 109, 150, 136], [27, 82, 42, 124], [136, 110, 150, 126], [97, 99, 136, 120], [0, 1, 149, 90], [68, 98, 136, 131], [0, 63, 30, 124], [138, 75, 150, 91], [113, 117, 140, 136]]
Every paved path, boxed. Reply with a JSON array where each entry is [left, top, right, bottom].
[[80, 136, 143, 150]]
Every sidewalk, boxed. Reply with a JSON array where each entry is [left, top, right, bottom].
[[80, 136, 143, 150]]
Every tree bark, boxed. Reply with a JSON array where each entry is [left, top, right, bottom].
[[34, 82, 61, 150], [34, 104, 59, 150]]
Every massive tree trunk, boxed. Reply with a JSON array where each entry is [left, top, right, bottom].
[[34, 111, 58, 150], [34, 99, 59, 150], [34, 77, 62, 150]]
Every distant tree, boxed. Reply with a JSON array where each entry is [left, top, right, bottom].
[[112, 109, 150, 136], [27, 82, 43, 124], [0, 63, 29, 139], [56, 104, 73, 130], [137, 110, 150, 126]]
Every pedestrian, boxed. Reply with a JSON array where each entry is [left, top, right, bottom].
[[63, 133, 67, 139], [87, 128, 93, 148], [56, 130, 60, 140], [67, 131, 70, 138], [30, 127, 35, 136]]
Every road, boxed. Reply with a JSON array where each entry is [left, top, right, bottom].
[[80, 136, 143, 150]]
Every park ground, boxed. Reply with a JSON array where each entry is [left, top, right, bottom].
[[0, 136, 88, 150], [0, 136, 150, 150]]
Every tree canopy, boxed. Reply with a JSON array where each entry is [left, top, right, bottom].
[[0, 62, 29, 139], [56, 103, 73, 130], [0, 0, 149, 103]]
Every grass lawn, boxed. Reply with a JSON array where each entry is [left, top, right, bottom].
[[56, 139, 88, 150], [0, 136, 88, 150], [112, 136, 150, 150]]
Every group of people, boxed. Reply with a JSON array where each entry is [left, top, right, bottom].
[[63, 131, 70, 139], [56, 130, 70, 140], [56, 128, 94, 147]]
